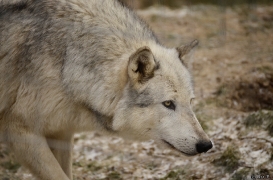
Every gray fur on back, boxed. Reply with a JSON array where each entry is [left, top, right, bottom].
[[0, 0, 159, 116]]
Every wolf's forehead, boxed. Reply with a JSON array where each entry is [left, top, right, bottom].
[[150, 45, 194, 94], [158, 60, 194, 95], [163, 72, 193, 93]]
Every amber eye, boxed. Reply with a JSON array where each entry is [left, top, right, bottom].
[[164, 101, 171, 106], [162, 100, 175, 111]]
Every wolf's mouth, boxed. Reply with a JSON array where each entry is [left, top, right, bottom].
[[162, 139, 195, 156], [162, 139, 176, 150]]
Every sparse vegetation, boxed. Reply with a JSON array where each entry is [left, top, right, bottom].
[[231, 168, 251, 180], [244, 110, 273, 136], [213, 85, 227, 96], [86, 162, 103, 172], [213, 146, 240, 172], [105, 171, 122, 180], [1, 161, 20, 173], [160, 170, 186, 180]]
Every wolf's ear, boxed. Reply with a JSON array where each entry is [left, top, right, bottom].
[[128, 46, 156, 84], [176, 39, 198, 67]]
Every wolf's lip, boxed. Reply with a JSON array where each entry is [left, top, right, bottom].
[[162, 139, 195, 156]]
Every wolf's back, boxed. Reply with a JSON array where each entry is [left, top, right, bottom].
[[0, 0, 64, 119], [0, 0, 158, 117], [0, 2, 28, 115]]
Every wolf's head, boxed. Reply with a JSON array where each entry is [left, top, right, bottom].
[[113, 40, 212, 156]]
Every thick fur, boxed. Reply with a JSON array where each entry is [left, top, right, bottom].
[[0, 0, 212, 179]]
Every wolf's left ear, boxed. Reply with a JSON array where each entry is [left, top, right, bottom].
[[128, 46, 156, 84], [176, 39, 199, 67]]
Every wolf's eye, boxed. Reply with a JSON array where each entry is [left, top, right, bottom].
[[162, 100, 175, 111]]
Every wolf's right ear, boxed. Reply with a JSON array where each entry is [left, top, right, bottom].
[[176, 39, 198, 67], [128, 46, 156, 84]]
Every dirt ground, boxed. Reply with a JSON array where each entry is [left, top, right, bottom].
[[0, 4, 273, 180]]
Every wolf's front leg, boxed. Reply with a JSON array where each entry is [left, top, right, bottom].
[[7, 132, 70, 180], [47, 135, 74, 180]]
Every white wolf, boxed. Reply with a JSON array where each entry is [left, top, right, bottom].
[[0, 0, 212, 179]]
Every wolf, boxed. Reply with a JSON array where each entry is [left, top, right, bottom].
[[0, 0, 212, 179]]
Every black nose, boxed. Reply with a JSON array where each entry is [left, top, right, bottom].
[[196, 140, 213, 153]]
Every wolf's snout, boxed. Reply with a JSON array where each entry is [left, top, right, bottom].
[[196, 140, 213, 153]]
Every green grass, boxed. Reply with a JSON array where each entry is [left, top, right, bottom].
[[86, 162, 103, 172], [213, 85, 228, 96], [213, 146, 240, 172], [244, 110, 273, 136], [160, 170, 186, 180], [105, 171, 122, 180], [1, 161, 21, 173], [231, 168, 250, 180]]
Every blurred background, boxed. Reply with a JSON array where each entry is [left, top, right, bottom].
[[120, 0, 273, 9]]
